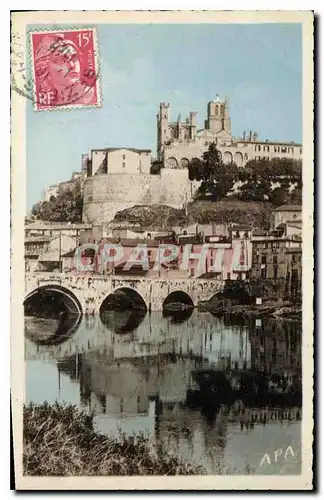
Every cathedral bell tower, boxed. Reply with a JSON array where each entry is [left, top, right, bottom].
[[205, 95, 231, 136], [157, 102, 170, 160]]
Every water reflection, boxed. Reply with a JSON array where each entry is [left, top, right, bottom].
[[162, 308, 193, 323], [25, 310, 302, 474], [25, 312, 82, 346], [100, 308, 147, 334]]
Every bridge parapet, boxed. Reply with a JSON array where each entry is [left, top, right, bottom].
[[25, 273, 224, 313]]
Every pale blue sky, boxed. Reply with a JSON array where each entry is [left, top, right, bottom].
[[26, 23, 302, 209]]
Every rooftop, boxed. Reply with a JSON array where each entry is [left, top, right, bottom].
[[234, 139, 302, 147], [25, 221, 92, 230], [25, 236, 52, 243], [62, 248, 95, 258], [231, 224, 253, 231], [92, 147, 151, 154], [272, 205, 302, 212], [97, 237, 160, 247]]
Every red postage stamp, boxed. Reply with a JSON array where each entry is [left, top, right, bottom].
[[29, 28, 100, 111]]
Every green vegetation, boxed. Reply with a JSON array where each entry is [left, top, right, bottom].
[[187, 199, 272, 228], [30, 183, 83, 223], [23, 403, 202, 476], [113, 200, 272, 230], [188, 142, 302, 206]]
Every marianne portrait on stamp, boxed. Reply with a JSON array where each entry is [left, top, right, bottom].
[[34, 33, 96, 106]]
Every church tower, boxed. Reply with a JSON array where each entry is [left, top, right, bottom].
[[205, 95, 231, 136], [157, 102, 170, 160]]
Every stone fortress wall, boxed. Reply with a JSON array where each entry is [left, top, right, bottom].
[[83, 169, 198, 224]]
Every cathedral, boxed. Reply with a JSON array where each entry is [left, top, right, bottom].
[[157, 96, 302, 168]]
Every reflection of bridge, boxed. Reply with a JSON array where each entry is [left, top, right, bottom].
[[25, 272, 224, 313]]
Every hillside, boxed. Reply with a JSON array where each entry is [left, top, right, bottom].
[[112, 200, 272, 230]]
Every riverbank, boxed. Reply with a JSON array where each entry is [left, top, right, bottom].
[[198, 301, 302, 321], [23, 403, 202, 476]]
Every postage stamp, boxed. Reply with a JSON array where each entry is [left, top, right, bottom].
[[11, 10, 314, 492], [29, 28, 100, 110]]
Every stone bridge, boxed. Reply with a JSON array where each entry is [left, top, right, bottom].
[[25, 273, 224, 314]]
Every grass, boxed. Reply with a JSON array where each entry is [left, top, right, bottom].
[[23, 402, 203, 476]]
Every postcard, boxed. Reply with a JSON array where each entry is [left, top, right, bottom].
[[11, 10, 314, 490]]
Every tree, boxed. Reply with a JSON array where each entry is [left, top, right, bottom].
[[150, 161, 163, 175], [269, 186, 291, 206], [238, 157, 302, 203], [189, 142, 237, 200], [31, 182, 84, 223], [290, 187, 302, 204]]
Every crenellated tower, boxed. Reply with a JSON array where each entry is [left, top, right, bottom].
[[157, 102, 170, 160], [205, 95, 231, 136]]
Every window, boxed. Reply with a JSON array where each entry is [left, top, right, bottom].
[[255, 156, 261, 161], [235, 231, 240, 238], [300, 147, 302, 154], [292, 255, 296, 263], [293, 214, 297, 219], [122, 154, 126, 160], [273, 256, 278, 264], [261, 267, 267, 279], [255, 145, 261, 152], [122, 162, 126, 169], [261, 256, 267, 264], [274, 266, 278, 280], [264, 145, 270, 152], [281, 146, 287, 153], [244, 153, 248, 160], [190, 268, 195, 277], [244, 231, 249, 238]]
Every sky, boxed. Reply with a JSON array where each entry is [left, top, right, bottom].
[[26, 23, 302, 209]]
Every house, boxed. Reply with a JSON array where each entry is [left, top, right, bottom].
[[270, 205, 302, 229], [230, 224, 253, 240], [25, 221, 92, 240], [251, 236, 302, 282], [25, 234, 78, 272], [25, 235, 52, 272]]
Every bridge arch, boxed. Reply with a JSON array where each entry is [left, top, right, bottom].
[[100, 287, 147, 313], [99, 287, 147, 332], [162, 290, 194, 308], [24, 284, 83, 316], [24, 285, 82, 345]]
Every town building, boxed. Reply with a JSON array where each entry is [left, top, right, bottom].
[[42, 184, 59, 202], [157, 97, 302, 168], [25, 221, 93, 240], [250, 235, 302, 298], [25, 233, 77, 272], [270, 204, 302, 229], [89, 147, 152, 176]]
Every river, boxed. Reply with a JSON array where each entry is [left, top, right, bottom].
[[25, 309, 302, 475]]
